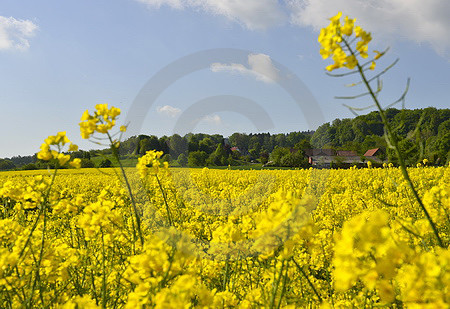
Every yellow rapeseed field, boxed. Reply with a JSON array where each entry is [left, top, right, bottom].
[[0, 163, 448, 308], [1, 12, 449, 308]]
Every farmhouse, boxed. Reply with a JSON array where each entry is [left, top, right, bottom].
[[305, 148, 383, 168]]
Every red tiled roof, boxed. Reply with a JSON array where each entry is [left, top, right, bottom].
[[364, 148, 380, 157]]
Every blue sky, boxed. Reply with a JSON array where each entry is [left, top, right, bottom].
[[1, 0, 449, 158]]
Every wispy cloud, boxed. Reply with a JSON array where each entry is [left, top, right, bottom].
[[287, 0, 450, 57], [136, 0, 286, 30], [138, 0, 450, 57], [157, 105, 182, 117], [211, 53, 279, 83], [202, 114, 222, 125], [0, 16, 38, 51]]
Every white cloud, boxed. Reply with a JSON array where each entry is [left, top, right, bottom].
[[0, 16, 38, 51], [157, 105, 182, 117], [211, 53, 279, 83], [287, 0, 450, 56], [139, 0, 450, 56], [136, 0, 286, 30], [202, 114, 222, 125], [248, 53, 279, 82], [139, 0, 185, 9]]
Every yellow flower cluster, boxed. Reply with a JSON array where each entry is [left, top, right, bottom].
[[136, 150, 168, 179], [318, 12, 379, 71], [37, 131, 80, 168], [79, 103, 123, 139]]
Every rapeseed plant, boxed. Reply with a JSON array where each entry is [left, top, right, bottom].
[[0, 12, 448, 308]]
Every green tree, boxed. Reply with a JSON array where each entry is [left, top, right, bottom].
[[168, 134, 187, 158], [21, 163, 37, 170], [0, 159, 15, 170], [80, 158, 95, 168], [177, 153, 188, 167], [158, 136, 171, 154], [139, 139, 152, 156], [311, 123, 334, 148], [187, 135, 199, 152], [436, 132, 450, 164], [280, 151, 308, 168], [269, 146, 290, 166], [99, 159, 112, 168], [188, 151, 208, 167], [260, 151, 269, 164], [229, 133, 250, 152], [198, 138, 215, 154], [286, 131, 306, 146], [208, 143, 228, 166], [248, 148, 259, 160], [138, 135, 161, 155], [162, 154, 172, 163], [294, 139, 312, 151]]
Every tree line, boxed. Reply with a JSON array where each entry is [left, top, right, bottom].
[[311, 107, 449, 166], [1, 107, 448, 170]]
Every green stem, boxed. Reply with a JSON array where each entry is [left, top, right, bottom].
[[292, 259, 322, 303], [342, 38, 444, 248], [222, 258, 230, 291], [155, 174, 173, 226], [101, 231, 107, 309], [276, 261, 289, 309], [107, 133, 144, 246], [159, 248, 176, 289], [269, 260, 284, 309], [25, 166, 58, 307]]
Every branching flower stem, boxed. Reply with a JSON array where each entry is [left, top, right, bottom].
[[342, 38, 444, 248]]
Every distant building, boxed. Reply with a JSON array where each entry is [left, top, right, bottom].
[[336, 150, 357, 157], [304, 149, 335, 157], [304, 148, 381, 168], [363, 148, 383, 163], [364, 148, 381, 157]]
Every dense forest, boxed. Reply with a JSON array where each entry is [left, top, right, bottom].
[[1, 107, 448, 170]]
